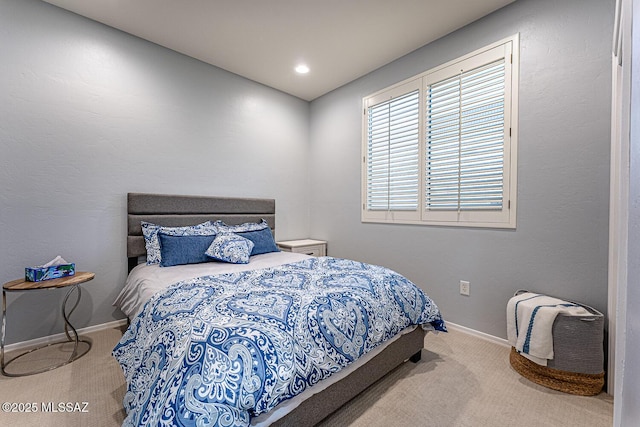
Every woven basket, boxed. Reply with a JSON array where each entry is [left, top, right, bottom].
[[510, 347, 604, 395]]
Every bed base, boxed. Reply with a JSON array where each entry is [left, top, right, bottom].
[[271, 327, 426, 427]]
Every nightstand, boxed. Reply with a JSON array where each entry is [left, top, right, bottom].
[[277, 239, 327, 257], [1, 271, 95, 377]]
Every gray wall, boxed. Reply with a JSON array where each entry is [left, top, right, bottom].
[[0, 0, 310, 344], [309, 0, 614, 339]]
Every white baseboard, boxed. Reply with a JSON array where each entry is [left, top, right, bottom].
[[445, 321, 510, 348], [5, 319, 508, 353], [4, 319, 128, 353]]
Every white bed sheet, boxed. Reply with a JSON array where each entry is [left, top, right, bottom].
[[114, 251, 311, 318], [114, 252, 421, 426]]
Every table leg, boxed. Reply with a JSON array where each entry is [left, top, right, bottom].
[[1, 289, 7, 376], [62, 284, 80, 360]]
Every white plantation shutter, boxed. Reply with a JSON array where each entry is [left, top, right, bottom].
[[366, 89, 420, 211], [362, 36, 517, 228], [426, 59, 505, 212]]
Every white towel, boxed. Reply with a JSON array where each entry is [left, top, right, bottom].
[[507, 292, 590, 365]]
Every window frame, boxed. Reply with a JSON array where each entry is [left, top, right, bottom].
[[361, 34, 519, 229]]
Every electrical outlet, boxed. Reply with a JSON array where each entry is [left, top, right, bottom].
[[460, 280, 470, 296]]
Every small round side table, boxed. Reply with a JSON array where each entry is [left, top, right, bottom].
[[1, 271, 95, 377]]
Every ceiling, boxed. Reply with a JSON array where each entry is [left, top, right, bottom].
[[42, 0, 514, 101]]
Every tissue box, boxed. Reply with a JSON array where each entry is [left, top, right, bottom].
[[25, 263, 75, 282]]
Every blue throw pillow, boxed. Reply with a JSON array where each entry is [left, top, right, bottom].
[[205, 234, 254, 264], [142, 221, 216, 265], [236, 228, 280, 255], [213, 219, 279, 255], [158, 233, 217, 267]]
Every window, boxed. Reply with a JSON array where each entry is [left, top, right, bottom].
[[366, 85, 420, 213], [362, 35, 518, 228]]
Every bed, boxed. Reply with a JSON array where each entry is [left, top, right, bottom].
[[113, 193, 446, 427]]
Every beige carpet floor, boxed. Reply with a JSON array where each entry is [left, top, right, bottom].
[[0, 325, 613, 427]]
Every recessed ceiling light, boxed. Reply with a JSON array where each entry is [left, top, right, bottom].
[[295, 64, 310, 74]]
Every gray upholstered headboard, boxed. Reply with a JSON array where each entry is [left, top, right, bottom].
[[127, 193, 276, 271]]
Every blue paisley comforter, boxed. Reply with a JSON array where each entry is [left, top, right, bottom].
[[113, 257, 445, 427]]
